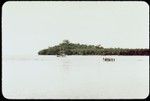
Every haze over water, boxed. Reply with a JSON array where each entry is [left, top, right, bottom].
[[2, 1, 149, 99], [2, 55, 149, 99]]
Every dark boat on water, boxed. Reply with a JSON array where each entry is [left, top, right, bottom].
[[57, 48, 66, 57], [57, 53, 66, 57], [103, 57, 115, 61]]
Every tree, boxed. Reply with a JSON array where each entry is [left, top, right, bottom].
[[63, 40, 70, 44]]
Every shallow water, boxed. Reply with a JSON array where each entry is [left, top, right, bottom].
[[2, 55, 149, 99]]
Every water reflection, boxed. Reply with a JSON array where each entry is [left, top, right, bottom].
[[61, 57, 71, 70]]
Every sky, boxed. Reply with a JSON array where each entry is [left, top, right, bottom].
[[2, 1, 149, 56]]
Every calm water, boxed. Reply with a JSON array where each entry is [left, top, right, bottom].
[[2, 55, 149, 99]]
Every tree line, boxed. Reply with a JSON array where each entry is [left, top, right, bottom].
[[38, 40, 149, 55]]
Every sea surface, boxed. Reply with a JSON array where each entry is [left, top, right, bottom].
[[2, 55, 149, 99]]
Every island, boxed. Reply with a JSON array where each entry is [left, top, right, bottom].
[[38, 40, 149, 55]]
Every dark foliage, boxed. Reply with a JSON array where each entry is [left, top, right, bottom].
[[38, 40, 149, 55]]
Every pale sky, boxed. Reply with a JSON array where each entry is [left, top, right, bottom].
[[2, 1, 149, 56]]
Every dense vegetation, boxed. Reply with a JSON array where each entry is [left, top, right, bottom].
[[38, 40, 149, 55]]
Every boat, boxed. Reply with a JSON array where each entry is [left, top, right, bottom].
[[103, 57, 115, 61], [57, 48, 66, 57], [57, 53, 66, 57]]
